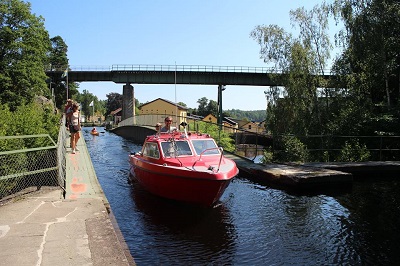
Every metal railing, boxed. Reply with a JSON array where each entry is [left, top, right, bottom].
[[116, 114, 400, 162], [45, 64, 276, 73], [116, 114, 267, 160], [111, 64, 277, 73], [0, 119, 68, 202], [45, 64, 333, 75]]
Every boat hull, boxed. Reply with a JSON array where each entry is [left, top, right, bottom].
[[129, 156, 238, 207]]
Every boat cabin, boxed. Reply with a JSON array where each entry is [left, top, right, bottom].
[[141, 133, 221, 160]]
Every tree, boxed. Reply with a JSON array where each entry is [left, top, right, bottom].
[[75, 89, 97, 120], [47, 36, 77, 109], [48, 36, 68, 70], [177, 101, 187, 107], [251, 2, 333, 136], [206, 99, 218, 117], [196, 97, 208, 116], [134, 98, 140, 115], [47, 36, 80, 109], [0, 0, 51, 110], [332, 0, 400, 107], [105, 92, 123, 117]]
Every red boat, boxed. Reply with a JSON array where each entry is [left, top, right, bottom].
[[128, 127, 239, 207]]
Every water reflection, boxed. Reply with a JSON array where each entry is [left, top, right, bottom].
[[84, 129, 400, 265], [130, 181, 236, 265]]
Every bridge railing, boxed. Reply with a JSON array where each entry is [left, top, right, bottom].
[[111, 64, 277, 73], [46, 64, 280, 73], [45, 64, 332, 75], [46, 65, 113, 71]]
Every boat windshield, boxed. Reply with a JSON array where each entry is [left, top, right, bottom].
[[192, 139, 220, 155], [142, 142, 160, 159], [161, 140, 192, 157]]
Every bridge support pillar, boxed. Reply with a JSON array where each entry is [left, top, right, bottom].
[[122, 83, 134, 121], [217, 85, 226, 128]]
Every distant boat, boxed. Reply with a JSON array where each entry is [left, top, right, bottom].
[[90, 128, 99, 136], [128, 124, 239, 207]]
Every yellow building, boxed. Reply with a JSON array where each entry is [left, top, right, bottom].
[[202, 114, 218, 124], [240, 121, 264, 134], [138, 98, 188, 126], [201, 114, 238, 133]]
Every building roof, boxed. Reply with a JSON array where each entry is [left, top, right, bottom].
[[223, 116, 238, 126], [110, 107, 122, 115], [139, 98, 188, 110], [202, 113, 238, 126], [187, 114, 204, 120]]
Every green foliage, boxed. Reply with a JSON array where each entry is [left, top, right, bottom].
[[275, 135, 309, 163], [105, 92, 123, 117], [251, 3, 332, 136], [0, 100, 59, 197], [337, 139, 370, 162], [332, 0, 400, 107], [47, 36, 78, 109], [0, 101, 60, 144], [0, 0, 51, 110], [49, 36, 68, 69], [187, 121, 235, 152], [224, 109, 266, 122], [252, 0, 400, 162], [261, 147, 274, 164], [76, 89, 95, 118], [196, 97, 208, 116]]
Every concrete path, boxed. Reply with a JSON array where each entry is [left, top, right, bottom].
[[0, 136, 135, 266]]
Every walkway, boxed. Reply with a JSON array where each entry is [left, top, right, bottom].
[[0, 136, 135, 266]]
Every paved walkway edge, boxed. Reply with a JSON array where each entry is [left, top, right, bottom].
[[65, 136, 136, 265]]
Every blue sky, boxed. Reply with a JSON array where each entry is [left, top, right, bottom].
[[27, 0, 331, 110]]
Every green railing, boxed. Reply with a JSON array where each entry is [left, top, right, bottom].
[[116, 114, 400, 162], [0, 119, 68, 202]]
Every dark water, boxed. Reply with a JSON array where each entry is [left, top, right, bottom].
[[83, 128, 400, 265]]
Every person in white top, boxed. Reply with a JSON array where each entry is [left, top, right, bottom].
[[69, 103, 81, 154]]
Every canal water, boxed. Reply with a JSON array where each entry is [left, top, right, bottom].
[[83, 128, 400, 265]]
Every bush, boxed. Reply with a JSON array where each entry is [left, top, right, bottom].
[[187, 121, 235, 152], [337, 139, 370, 162], [275, 135, 309, 163], [261, 147, 274, 164], [0, 101, 60, 148]]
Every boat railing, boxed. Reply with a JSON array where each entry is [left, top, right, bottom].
[[193, 147, 224, 172], [217, 147, 224, 172]]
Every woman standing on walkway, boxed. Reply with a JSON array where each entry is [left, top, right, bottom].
[[69, 103, 81, 154]]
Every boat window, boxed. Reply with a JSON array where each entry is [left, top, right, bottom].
[[161, 141, 192, 157], [142, 143, 160, 159], [192, 139, 220, 155]]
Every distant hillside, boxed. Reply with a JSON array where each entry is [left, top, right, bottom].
[[224, 109, 266, 122]]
